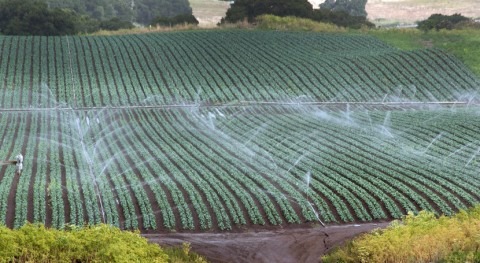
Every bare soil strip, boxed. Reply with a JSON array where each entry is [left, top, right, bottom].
[[146, 222, 390, 263]]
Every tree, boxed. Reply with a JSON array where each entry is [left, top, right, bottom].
[[99, 17, 134, 31], [150, 14, 199, 27], [45, 0, 193, 25], [222, 0, 313, 23], [417, 13, 470, 31], [0, 0, 77, 35], [133, 0, 193, 25], [310, 9, 374, 29], [320, 0, 368, 17]]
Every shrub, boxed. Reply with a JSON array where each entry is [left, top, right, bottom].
[[150, 14, 199, 27], [0, 0, 78, 35], [256, 14, 346, 32], [323, 205, 480, 263], [310, 9, 375, 29], [220, 0, 313, 24], [417, 13, 471, 31], [99, 18, 134, 31], [0, 223, 168, 262]]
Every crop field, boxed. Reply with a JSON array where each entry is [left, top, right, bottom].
[[0, 31, 479, 231], [1, 31, 479, 108]]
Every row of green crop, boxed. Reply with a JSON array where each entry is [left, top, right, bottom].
[[0, 113, 25, 225], [214, 106, 480, 222], [0, 32, 479, 109], [0, 106, 479, 230]]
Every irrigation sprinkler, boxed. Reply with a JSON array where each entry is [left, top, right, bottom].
[[1, 154, 23, 175]]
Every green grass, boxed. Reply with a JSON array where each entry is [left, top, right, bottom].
[[256, 15, 347, 33], [369, 28, 480, 76], [251, 14, 480, 76]]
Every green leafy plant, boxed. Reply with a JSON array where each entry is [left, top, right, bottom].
[[418, 13, 471, 31], [323, 205, 480, 263], [0, 223, 168, 262]]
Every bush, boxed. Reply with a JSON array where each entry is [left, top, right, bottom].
[[320, 0, 368, 17], [163, 243, 208, 263], [99, 18, 134, 31], [454, 20, 480, 30], [256, 14, 346, 32], [220, 0, 313, 24], [418, 13, 471, 31], [310, 9, 375, 29], [150, 14, 199, 27], [219, 0, 373, 29], [323, 205, 480, 263], [0, 223, 168, 262], [0, 0, 78, 35]]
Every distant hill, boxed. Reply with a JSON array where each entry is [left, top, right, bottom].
[[190, 0, 480, 27], [367, 0, 480, 25], [45, 0, 192, 25]]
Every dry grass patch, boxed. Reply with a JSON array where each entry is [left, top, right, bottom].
[[367, 0, 480, 25]]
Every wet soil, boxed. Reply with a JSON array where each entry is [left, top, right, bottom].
[[146, 222, 390, 263]]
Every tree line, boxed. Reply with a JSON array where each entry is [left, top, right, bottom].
[[221, 0, 373, 29], [44, 0, 192, 25], [0, 0, 195, 35]]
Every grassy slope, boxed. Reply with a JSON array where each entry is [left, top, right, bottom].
[[188, 0, 480, 75], [368, 29, 480, 76], [253, 14, 480, 76]]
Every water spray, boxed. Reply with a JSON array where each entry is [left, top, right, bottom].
[[304, 171, 326, 227], [1, 154, 23, 175]]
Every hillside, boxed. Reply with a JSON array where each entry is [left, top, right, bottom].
[[190, 0, 480, 26], [367, 0, 480, 25], [1, 31, 478, 108], [0, 31, 479, 234]]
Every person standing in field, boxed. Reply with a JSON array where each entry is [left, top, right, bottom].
[[15, 153, 23, 175]]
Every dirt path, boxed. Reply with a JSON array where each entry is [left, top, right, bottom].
[[146, 222, 390, 263]]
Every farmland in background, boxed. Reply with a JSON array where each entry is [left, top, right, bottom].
[[0, 32, 478, 108], [0, 31, 479, 232], [367, 0, 480, 26], [189, 0, 480, 27]]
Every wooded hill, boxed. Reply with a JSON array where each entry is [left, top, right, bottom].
[[45, 0, 192, 24]]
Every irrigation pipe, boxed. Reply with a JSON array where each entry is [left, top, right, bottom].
[[0, 101, 478, 112]]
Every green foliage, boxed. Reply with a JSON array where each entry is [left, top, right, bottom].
[[0, 32, 479, 231], [323, 205, 480, 263], [75, 14, 104, 34], [220, 0, 372, 29], [99, 17, 134, 31], [310, 9, 374, 29], [0, 0, 77, 35], [418, 13, 471, 31], [320, 0, 368, 17], [150, 14, 199, 27], [221, 0, 313, 23], [163, 243, 208, 263], [0, 223, 168, 262], [45, 0, 193, 25], [369, 28, 480, 76], [133, 0, 193, 25], [0, 0, 153, 35], [256, 14, 346, 32]]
